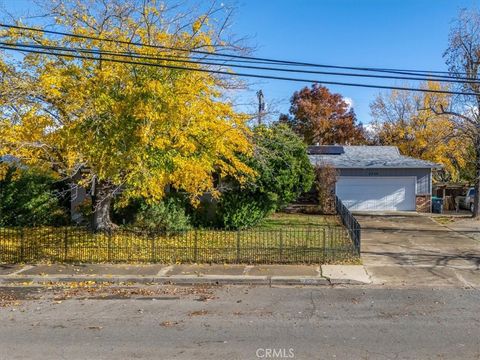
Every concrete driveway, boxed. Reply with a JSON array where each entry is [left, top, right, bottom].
[[357, 214, 480, 287]]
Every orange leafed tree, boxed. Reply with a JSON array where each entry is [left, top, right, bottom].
[[280, 84, 366, 145]]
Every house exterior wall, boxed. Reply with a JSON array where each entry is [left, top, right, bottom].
[[70, 184, 88, 224], [337, 168, 432, 195]]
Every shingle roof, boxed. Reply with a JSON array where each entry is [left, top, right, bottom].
[[307, 145, 441, 169]]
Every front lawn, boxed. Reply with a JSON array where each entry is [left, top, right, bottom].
[[255, 213, 342, 230], [0, 213, 358, 265]]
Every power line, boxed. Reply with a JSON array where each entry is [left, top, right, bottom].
[[0, 23, 475, 80], [1, 44, 478, 97], [3, 41, 478, 85]]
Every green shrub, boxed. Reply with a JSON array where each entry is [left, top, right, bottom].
[[211, 124, 314, 229], [219, 192, 269, 229], [247, 124, 315, 210], [133, 197, 191, 231], [0, 166, 69, 227]]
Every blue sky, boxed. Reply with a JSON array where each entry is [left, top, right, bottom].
[[231, 0, 480, 123], [2, 0, 479, 123]]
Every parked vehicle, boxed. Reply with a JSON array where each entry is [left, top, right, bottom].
[[456, 187, 475, 213]]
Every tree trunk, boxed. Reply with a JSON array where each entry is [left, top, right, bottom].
[[91, 180, 117, 232]]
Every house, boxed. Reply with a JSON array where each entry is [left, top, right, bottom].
[[308, 145, 441, 212]]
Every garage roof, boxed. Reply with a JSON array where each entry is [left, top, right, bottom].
[[307, 145, 441, 169]]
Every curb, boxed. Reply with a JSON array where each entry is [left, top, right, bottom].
[[0, 275, 360, 286], [326, 277, 371, 285]]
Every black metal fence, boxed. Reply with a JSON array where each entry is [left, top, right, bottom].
[[0, 225, 358, 264], [335, 196, 361, 255]]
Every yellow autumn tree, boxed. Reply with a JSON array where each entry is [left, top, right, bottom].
[[0, 0, 254, 230], [370, 81, 470, 181]]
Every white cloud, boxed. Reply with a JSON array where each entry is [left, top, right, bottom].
[[344, 97, 354, 110], [362, 122, 378, 141], [363, 123, 376, 133]]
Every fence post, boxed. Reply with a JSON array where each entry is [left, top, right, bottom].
[[322, 227, 326, 262], [332, 227, 336, 261], [236, 231, 241, 263], [279, 230, 284, 263], [64, 228, 68, 262], [306, 226, 311, 262], [194, 229, 199, 263], [20, 228, 25, 263], [356, 222, 361, 256], [151, 233, 156, 263], [107, 231, 112, 262]]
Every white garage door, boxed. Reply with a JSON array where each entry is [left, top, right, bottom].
[[336, 176, 416, 211]]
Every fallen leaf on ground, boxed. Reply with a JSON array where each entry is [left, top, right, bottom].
[[160, 321, 181, 327], [87, 326, 103, 330], [188, 310, 208, 316], [0, 293, 18, 308]]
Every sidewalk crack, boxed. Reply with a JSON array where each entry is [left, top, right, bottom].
[[6, 265, 33, 276], [157, 265, 173, 277], [243, 265, 253, 275]]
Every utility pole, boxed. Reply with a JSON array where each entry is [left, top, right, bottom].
[[256, 90, 265, 125]]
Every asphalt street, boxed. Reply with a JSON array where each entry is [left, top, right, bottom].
[[0, 284, 479, 360]]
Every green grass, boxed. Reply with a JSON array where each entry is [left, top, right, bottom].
[[255, 213, 342, 230], [0, 213, 359, 265]]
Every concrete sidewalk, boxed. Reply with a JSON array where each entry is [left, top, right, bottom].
[[0, 263, 371, 286]]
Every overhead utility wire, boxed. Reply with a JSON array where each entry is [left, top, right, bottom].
[[3, 41, 478, 85], [0, 41, 473, 84], [1, 44, 478, 97], [0, 23, 475, 81]]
